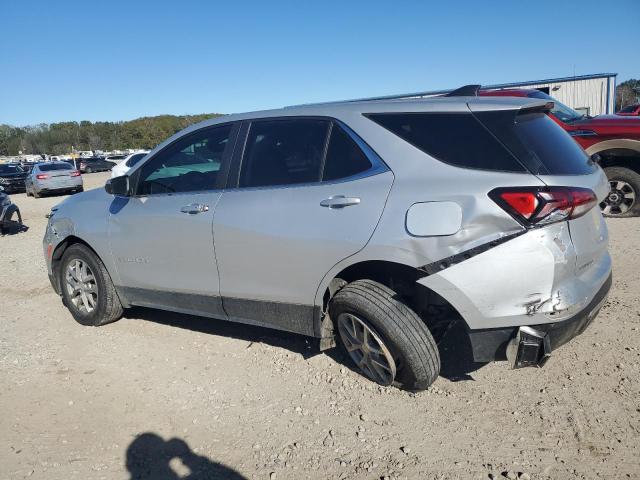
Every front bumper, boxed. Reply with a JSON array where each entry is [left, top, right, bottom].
[[467, 272, 612, 365]]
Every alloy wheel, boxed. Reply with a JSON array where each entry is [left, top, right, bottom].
[[337, 312, 397, 386], [600, 180, 636, 216], [65, 259, 98, 314]]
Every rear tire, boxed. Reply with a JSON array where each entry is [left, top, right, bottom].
[[33, 189, 40, 198], [330, 279, 440, 391], [59, 244, 123, 326], [601, 167, 640, 217]]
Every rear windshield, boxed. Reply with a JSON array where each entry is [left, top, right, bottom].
[[367, 110, 595, 175], [0, 164, 24, 174], [39, 163, 73, 171], [476, 110, 596, 175]]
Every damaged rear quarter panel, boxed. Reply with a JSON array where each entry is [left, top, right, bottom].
[[418, 222, 577, 329]]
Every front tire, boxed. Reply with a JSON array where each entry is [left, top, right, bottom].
[[330, 279, 440, 391], [59, 244, 123, 326], [601, 167, 640, 217]]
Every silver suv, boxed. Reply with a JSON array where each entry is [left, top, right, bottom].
[[43, 92, 612, 390]]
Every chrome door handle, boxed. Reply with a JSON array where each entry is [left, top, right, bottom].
[[180, 203, 209, 214], [320, 195, 361, 209]]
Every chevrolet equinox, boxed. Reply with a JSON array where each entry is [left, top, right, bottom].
[[44, 88, 612, 390]]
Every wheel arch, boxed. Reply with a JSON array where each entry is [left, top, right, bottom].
[[315, 257, 466, 343], [50, 235, 120, 300], [596, 147, 640, 174]]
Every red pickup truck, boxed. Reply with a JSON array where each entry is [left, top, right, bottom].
[[480, 88, 640, 217]]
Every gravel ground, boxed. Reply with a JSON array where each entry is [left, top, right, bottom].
[[1, 172, 639, 480]]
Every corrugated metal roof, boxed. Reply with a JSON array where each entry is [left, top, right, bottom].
[[485, 73, 617, 89]]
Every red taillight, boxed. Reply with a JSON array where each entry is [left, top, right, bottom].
[[70, 170, 81, 177], [36, 174, 49, 180], [499, 192, 538, 219], [490, 187, 597, 226]]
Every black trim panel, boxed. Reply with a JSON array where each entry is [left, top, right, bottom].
[[120, 287, 226, 318], [223, 297, 315, 336], [117, 286, 315, 337]]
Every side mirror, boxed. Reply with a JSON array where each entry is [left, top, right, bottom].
[[105, 175, 130, 196], [590, 153, 602, 164], [0, 185, 4, 192]]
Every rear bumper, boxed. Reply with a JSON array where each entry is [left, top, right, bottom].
[[36, 184, 82, 193], [467, 272, 612, 364]]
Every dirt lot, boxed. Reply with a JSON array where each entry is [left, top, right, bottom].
[[1, 171, 639, 480]]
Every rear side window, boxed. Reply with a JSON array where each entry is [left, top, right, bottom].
[[39, 163, 73, 171], [240, 119, 329, 188], [476, 111, 595, 175], [367, 113, 526, 172], [323, 125, 372, 181]]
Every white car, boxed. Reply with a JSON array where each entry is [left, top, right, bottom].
[[110, 151, 149, 178]]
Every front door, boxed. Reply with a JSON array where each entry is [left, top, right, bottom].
[[213, 118, 393, 335], [108, 123, 238, 317]]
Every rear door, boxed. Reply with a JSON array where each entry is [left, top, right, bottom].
[[213, 118, 393, 335]]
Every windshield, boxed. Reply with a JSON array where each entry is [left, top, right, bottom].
[[0, 164, 24, 174], [527, 90, 584, 123]]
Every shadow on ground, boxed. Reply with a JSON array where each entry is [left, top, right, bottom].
[[0, 222, 28, 235], [124, 307, 318, 359], [438, 321, 488, 382], [126, 432, 246, 480], [125, 306, 486, 384]]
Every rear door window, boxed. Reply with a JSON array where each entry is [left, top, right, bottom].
[[366, 113, 526, 172], [322, 125, 372, 181], [239, 119, 330, 188]]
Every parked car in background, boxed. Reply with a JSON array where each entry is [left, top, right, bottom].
[[44, 93, 611, 391], [0, 185, 22, 235], [617, 104, 640, 116], [26, 162, 83, 198], [110, 151, 149, 178], [0, 163, 28, 193], [79, 157, 116, 173], [480, 88, 640, 217]]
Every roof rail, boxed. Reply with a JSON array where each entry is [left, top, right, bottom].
[[285, 84, 480, 108], [445, 84, 481, 97]]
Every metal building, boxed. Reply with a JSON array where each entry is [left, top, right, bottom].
[[484, 73, 618, 117]]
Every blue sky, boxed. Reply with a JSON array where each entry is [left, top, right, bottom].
[[1, 0, 638, 126]]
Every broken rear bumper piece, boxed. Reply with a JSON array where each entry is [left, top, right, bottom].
[[467, 272, 611, 366]]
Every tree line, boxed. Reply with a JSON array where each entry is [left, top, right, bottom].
[[0, 113, 222, 156], [615, 79, 639, 111]]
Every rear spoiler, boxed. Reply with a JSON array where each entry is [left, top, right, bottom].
[[446, 84, 481, 97]]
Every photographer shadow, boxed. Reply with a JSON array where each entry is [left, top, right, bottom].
[[126, 432, 246, 480]]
